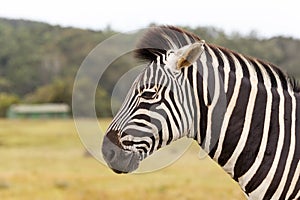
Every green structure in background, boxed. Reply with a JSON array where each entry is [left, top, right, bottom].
[[6, 104, 70, 119]]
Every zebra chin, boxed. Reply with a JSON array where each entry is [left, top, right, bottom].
[[101, 130, 141, 174]]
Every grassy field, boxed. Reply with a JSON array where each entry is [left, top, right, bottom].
[[0, 119, 245, 200]]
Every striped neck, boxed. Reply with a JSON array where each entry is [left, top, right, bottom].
[[188, 43, 299, 199]]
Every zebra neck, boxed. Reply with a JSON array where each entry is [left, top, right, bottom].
[[181, 42, 300, 198]]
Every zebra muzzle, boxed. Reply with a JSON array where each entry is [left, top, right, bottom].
[[102, 130, 140, 173]]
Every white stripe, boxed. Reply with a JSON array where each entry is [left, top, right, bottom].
[[218, 49, 230, 93], [204, 46, 220, 152], [113, 91, 139, 130], [165, 81, 184, 134], [156, 102, 181, 141], [132, 108, 166, 150], [201, 51, 209, 106], [118, 96, 139, 130], [213, 53, 243, 161], [192, 63, 201, 144], [183, 33, 192, 45], [123, 125, 152, 134], [143, 68, 148, 87], [162, 33, 178, 49], [296, 189, 300, 200], [222, 57, 258, 176], [121, 135, 152, 151], [148, 109, 172, 148], [130, 118, 159, 137], [183, 68, 194, 138], [173, 83, 188, 136], [154, 62, 160, 89], [147, 64, 154, 89]]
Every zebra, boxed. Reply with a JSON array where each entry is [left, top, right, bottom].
[[101, 26, 300, 199]]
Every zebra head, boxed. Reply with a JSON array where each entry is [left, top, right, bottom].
[[102, 27, 206, 173]]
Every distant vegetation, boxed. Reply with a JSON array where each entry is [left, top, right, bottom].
[[0, 18, 300, 117]]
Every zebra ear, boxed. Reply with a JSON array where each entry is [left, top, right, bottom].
[[176, 41, 205, 70]]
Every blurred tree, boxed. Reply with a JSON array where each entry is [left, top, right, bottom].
[[0, 18, 300, 117], [0, 93, 19, 117], [24, 78, 73, 105]]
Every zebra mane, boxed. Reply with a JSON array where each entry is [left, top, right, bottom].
[[135, 26, 300, 93], [135, 26, 201, 62]]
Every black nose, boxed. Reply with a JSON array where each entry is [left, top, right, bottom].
[[102, 131, 123, 168], [101, 130, 140, 173], [102, 130, 122, 162]]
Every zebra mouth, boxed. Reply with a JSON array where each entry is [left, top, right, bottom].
[[102, 130, 140, 173], [110, 152, 140, 174]]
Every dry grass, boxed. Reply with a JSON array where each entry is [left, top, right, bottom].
[[0, 119, 245, 200]]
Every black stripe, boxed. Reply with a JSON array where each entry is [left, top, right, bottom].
[[156, 67, 162, 87], [149, 136, 156, 154], [159, 84, 177, 144], [250, 60, 264, 83], [233, 52, 250, 79], [196, 61, 208, 146], [209, 87, 226, 153], [220, 48, 236, 72], [133, 114, 163, 150], [127, 121, 148, 128], [136, 146, 148, 154], [233, 80, 267, 180], [122, 140, 151, 148], [289, 177, 300, 199], [207, 47, 227, 153], [204, 46, 215, 106], [179, 83, 190, 135], [116, 93, 139, 129], [173, 29, 190, 46], [142, 83, 174, 146], [218, 77, 251, 166], [261, 62, 277, 88], [187, 67, 199, 139], [161, 88, 180, 131], [209, 141, 218, 158], [154, 106, 173, 145], [123, 127, 152, 138], [145, 67, 152, 88], [271, 64, 288, 91], [169, 86, 186, 133], [210, 46, 225, 81], [184, 67, 194, 121], [245, 88, 280, 193]]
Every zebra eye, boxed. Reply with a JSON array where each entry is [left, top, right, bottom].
[[140, 90, 157, 100]]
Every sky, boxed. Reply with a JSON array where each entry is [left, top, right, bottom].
[[0, 0, 299, 38]]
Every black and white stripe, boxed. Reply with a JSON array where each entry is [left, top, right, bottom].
[[104, 26, 299, 199]]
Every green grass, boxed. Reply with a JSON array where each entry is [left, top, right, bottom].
[[0, 119, 245, 200]]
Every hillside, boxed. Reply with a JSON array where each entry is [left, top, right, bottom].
[[0, 18, 300, 117]]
